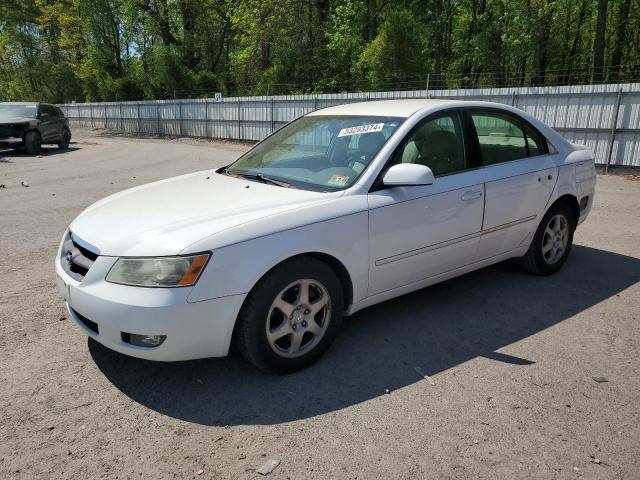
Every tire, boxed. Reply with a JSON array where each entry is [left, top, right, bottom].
[[58, 128, 71, 150], [24, 131, 42, 155], [234, 257, 344, 373], [519, 202, 576, 275]]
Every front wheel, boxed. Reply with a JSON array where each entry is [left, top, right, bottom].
[[519, 203, 576, 275], [24, 131, 42, 155], [58, 128, 71, 149], [234, 257, 344, 373]]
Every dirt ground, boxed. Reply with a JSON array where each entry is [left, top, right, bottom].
[[1, 130, 639, 479]]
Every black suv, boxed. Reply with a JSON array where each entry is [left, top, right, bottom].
[[0, 102, 72, 154]]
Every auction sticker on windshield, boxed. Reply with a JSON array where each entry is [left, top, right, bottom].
[[328, 174, 350, 186], [338, 123, 384, 137]]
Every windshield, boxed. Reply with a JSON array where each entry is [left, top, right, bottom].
[[0, 104, 38, 119], [226, 115, 404, 191]]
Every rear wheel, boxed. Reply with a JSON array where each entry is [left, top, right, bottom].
[[519, 203, 576, 275], [234, 257, 344, 373], [58, 128, 71, 149], [24, 131, 42, 155]]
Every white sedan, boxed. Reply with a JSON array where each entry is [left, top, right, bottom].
[[55, 100, 596, 372]]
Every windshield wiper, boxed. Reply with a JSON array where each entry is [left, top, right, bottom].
[[234, 172, 293, 188]]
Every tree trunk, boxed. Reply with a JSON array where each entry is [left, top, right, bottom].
[[211, 19, 230, 72], [518, 0, 532, 86], [608, 0, 631, 82], [559, 0, 589, 84], [461, 0, 479, 87], [259, 14, 270, 71], [316, 0, 329, 23], [307, 0, 314, 85], [491, 0, 504, 87], [147, 0, 179, 47], [592, 0, 608, 82], [111, 15, 122, 77], [363, 0, 379, 42], [433, 0, 444, 88], [532, 1, 554, 86], [180, 0, 198, 69]]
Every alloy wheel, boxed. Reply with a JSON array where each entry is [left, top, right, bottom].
[[541, 213, 569, 264], [266, 279, 331, 358]]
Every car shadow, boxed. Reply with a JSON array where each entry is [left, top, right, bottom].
[[0, 145, 81, 157], [89, 245, 640, 426]]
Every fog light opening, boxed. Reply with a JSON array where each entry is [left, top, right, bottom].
[[121, 332, 167, 348]]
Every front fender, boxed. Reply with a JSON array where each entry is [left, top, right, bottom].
[[186, 210, 370, 305], [21, 127, 40, 140]]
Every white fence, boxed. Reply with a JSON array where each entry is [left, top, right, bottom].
[[59, 83, 640, 168]]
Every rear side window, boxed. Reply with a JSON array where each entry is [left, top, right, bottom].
[[39, 105, 58, 118], [470, 111, 548, 165], [523, 124, 546, 157], [471, 112, 528, 165]]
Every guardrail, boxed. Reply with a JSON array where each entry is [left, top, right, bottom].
[[59, 83, 640, 168]]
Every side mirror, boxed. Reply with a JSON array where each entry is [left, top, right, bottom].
[[382, 163, 434, 187], [39, 112, 49, 119]]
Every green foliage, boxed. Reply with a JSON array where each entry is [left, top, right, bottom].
[[357, 8, 426, 89], [0, 0, 638, 102], [323, 0, 366, 91]]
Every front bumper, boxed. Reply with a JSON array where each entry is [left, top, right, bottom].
[[0, 137, 23, 146], [55, 250, 246, 361]]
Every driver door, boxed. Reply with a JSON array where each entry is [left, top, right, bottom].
[[367, 111, 485, 296]]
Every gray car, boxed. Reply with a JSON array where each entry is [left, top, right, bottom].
[[0, 102, 71, 154]]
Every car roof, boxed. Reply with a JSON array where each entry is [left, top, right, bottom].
[[307, 99, 461, 118], [307, 98, 545, 119]]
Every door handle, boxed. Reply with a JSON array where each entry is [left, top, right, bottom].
[[461, 190, 483, 201]]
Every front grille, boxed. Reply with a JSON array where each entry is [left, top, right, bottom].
[[71, 307, 99, 334], [60, 231, 99, 281]]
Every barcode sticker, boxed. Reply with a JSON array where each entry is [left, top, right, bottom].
[[338, 123, 384, 137]]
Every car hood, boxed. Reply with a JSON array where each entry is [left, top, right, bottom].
[[0, 116, 34, 124], [69, 171, 336, 256]]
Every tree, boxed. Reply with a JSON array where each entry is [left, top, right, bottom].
[[608, 0, 631, 82], [1, 0, 639, 102], [592, 0, 607, 82], [324, 0, 366, 91], [357, 8, 425, 90]]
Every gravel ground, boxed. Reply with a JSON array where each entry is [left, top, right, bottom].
[[1, 130, 639, 479]]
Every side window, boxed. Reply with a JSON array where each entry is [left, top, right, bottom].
[[39, 105, 57, 118], [471, 112, 528, 165], [523, 124, 546, 157], [392, 113, 466, 176]]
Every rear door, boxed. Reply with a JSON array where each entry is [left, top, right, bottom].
[[38, 104, 61, 141], [467, 109, 557, 259], [54, 106, 67, 131]]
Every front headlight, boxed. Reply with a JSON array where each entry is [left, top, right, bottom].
[[106, 254, 210, 287]]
